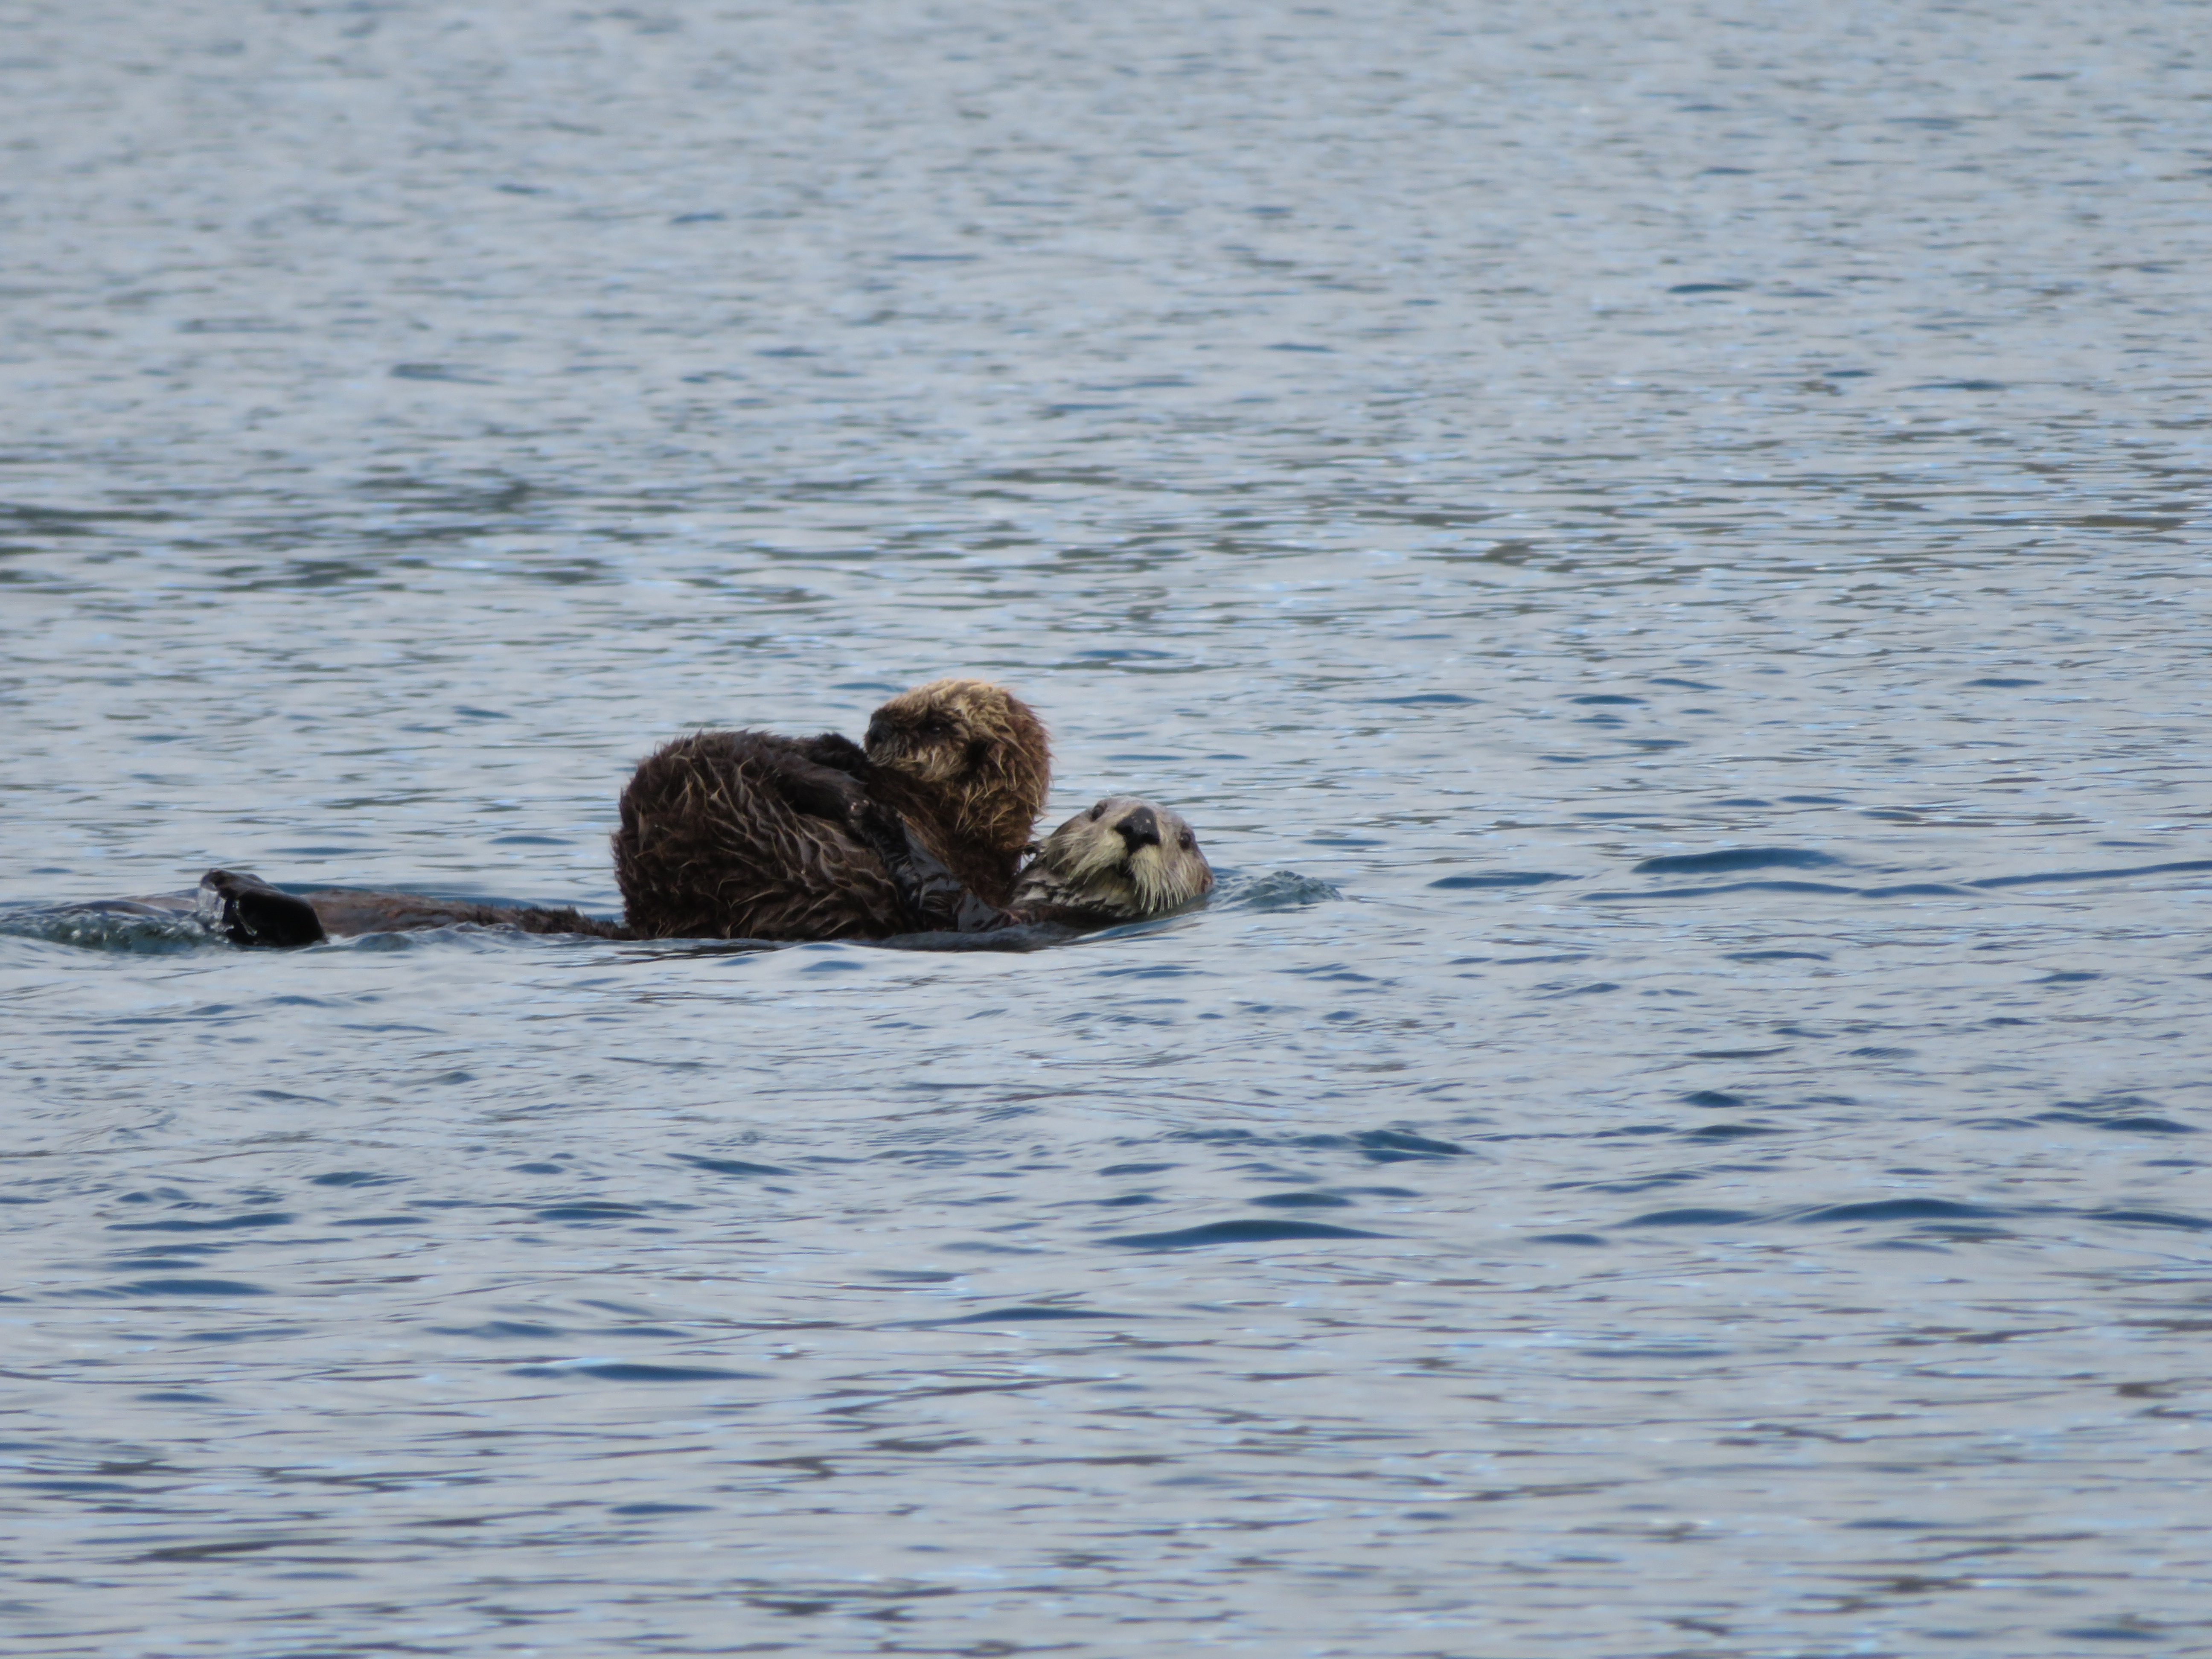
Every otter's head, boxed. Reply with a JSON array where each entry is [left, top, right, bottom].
[[1012, 797, 1214, 922], [864, 678, 1051, 854]]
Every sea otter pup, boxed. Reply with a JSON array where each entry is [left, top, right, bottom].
[[860, 679, 1051, 903], [194, 797, 1209, 947], [612, 677, 1051, 940]]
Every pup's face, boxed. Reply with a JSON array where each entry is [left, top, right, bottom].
[[1016, 796, 1214, 919], [865, 678, 1043, 792]]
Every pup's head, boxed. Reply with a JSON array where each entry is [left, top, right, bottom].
[[864, 678, 1051, 853]]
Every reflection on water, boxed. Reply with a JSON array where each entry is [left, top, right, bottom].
[[5, 1, 2211, 1654]]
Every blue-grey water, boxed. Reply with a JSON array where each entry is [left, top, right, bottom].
[[5, 3, 2212, 1654]]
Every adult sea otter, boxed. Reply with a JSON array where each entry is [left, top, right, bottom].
[[199, 796, 1212, 947], [197, 678, 1207, 946]]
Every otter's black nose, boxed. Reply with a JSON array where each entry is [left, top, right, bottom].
[[1116, 805, 1161, 850]]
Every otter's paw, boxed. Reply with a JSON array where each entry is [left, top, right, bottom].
[[850, 807, 980, 931], [198, 869, 328, 949]]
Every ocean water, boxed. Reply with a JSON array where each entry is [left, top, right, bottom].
[[4, 3, 2211, 1654]]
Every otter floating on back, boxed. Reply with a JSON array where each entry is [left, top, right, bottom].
[[198, 795, 1211, 948], [194, 678, 1211, 947]]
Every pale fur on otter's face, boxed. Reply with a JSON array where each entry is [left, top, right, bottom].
[[864, 678, 1051, 854], [1012, 797, 1214, 921]]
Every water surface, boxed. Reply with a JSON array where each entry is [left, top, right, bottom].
[[4, 3, 2211, 1655]]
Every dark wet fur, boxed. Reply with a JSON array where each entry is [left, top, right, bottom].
[[197, 727, 1014, 949], [612, 730, 945, 941]]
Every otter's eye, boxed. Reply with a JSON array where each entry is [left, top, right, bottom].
[[919, 718, 950, 739], [1179, 832, 1194, 850], [1088, 803, 1105, 821]]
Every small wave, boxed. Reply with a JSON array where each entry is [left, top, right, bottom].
[[1972, 859, 2212, 890], [2089, 1208, 2212, 1232], [1587, 879, 1857, 902], [109, 1278, 268, 1297], [1595, 856, 2212, 908], [931, 1304, 1129, 1324], [1214, 870, 1340, 909], [508, 1361, 760, 1382], [109, 1211, 292, 1234], [1292, 1128, 1473, 1162], [1428, 870, 1571, 890], [533, 1202, 655, 1224], [1623, 1207, 1760, 1227], [1634, 847, 1840, 875], [0, 897, 222, 955], [1793, 1198, 2002, 1224], [674, 1154, 796, 1178], [1103, 1218, 1387, 1250]]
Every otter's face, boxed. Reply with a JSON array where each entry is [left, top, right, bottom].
[[1014, 797, 1214, 920], [866, 682, 981, 784], [864, 679, 1025, 784], [863, 681, 1052, 849]]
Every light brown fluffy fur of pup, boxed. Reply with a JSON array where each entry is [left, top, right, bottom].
[[864, 678, 1051, 907]]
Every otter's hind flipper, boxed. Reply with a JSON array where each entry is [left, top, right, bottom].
[[199, 869, 328, 949]]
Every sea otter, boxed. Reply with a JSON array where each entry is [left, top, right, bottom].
[[611, 677, 1050, 940], [998, 797, 1214, 928], [195, 796, 1211, 947], [190, 679, 1207, 948], [860, 678, 1051, 904]]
